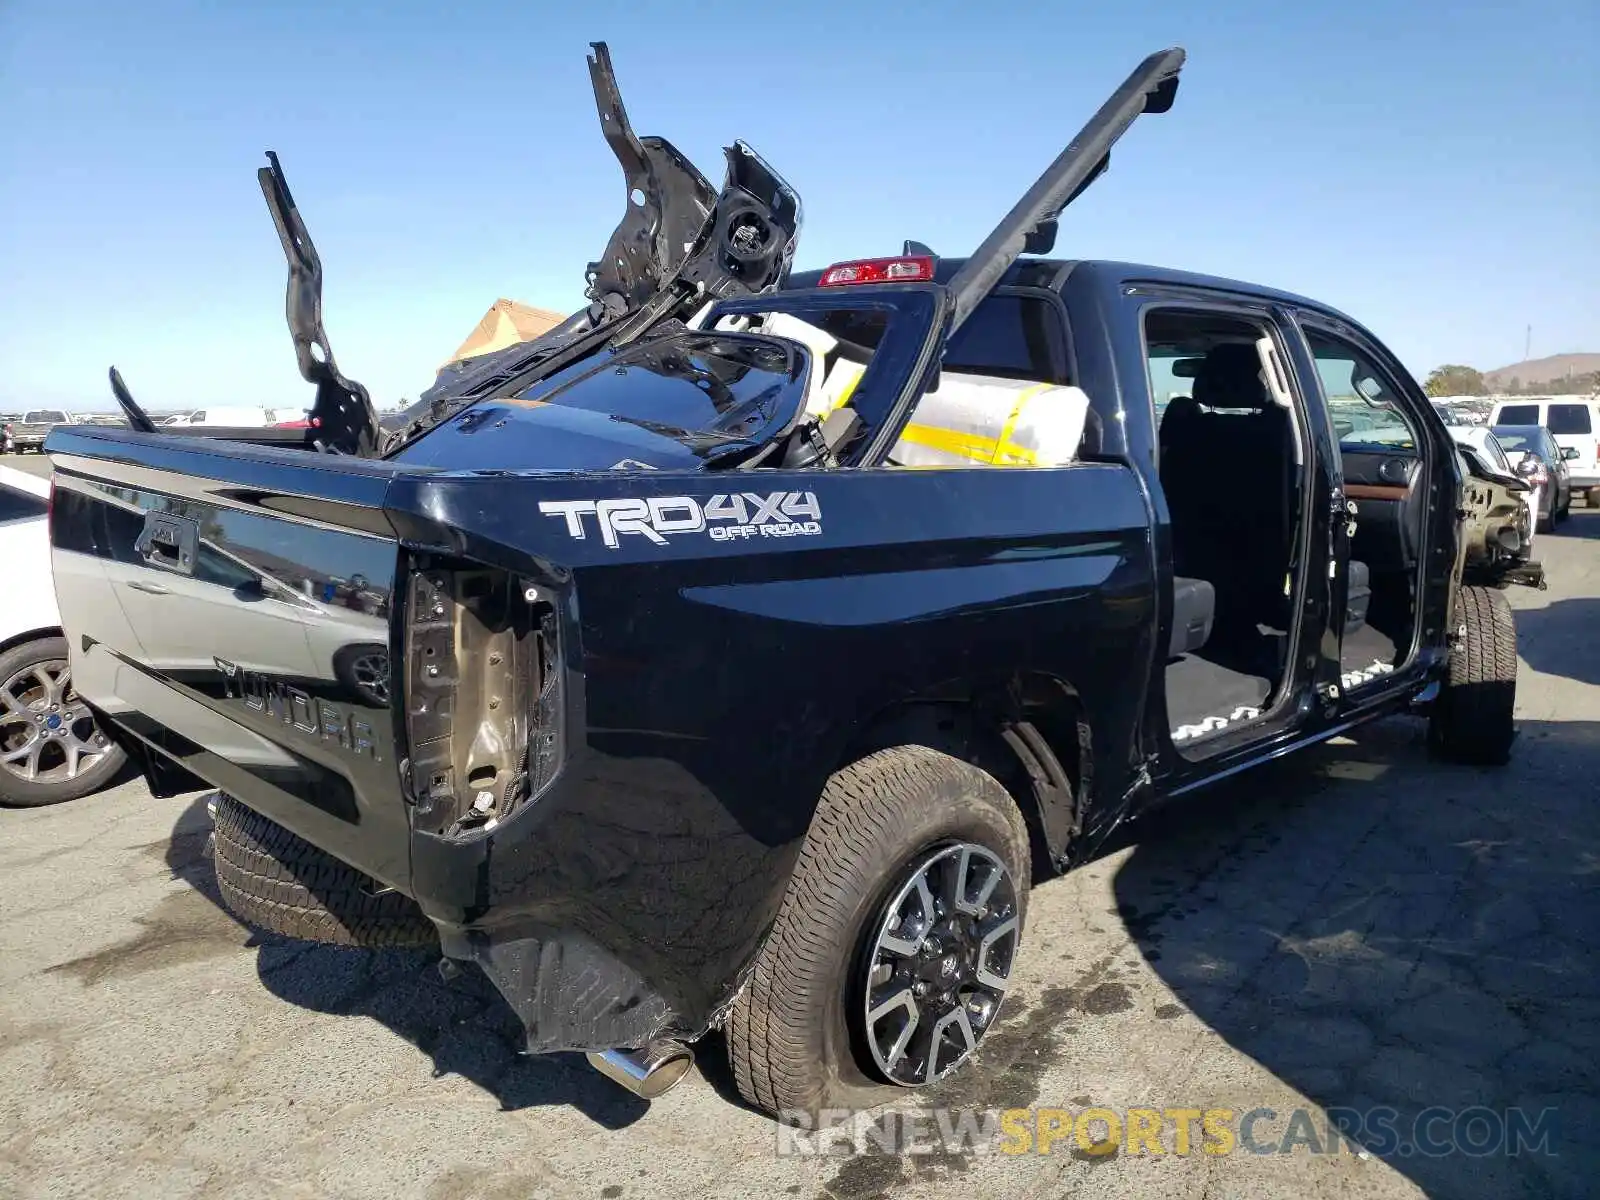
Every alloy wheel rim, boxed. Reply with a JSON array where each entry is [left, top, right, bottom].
[[861, 841, 1020, 1086], [349, 651, 390, 705], [0, 659, 113, 784]]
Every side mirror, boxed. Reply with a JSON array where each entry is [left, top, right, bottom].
[[1562, 446, 1581, 460], [1515, 456, 1540, 477]]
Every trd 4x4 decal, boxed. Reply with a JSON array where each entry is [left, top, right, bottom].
[[538, 491, 823, 548]]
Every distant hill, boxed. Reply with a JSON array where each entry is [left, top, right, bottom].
[[1484, 353, 1600, 392]]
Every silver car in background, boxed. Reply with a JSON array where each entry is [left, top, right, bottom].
[[1492, 423, 1574, 530]]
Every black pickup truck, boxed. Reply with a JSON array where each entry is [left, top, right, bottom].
[[46, 44, 1541, 1118]]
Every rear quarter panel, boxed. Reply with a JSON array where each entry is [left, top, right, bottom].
[[397, 461, 1158, 1029]]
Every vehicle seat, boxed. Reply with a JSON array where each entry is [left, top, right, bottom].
[[1159, 395, 1200, 462], [1345, 559, 1371, 634], [1170, 575, 1216, 658], [1159, 344, 1296, 633]]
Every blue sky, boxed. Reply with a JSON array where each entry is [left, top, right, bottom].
[[2, 0, 1595, 412]]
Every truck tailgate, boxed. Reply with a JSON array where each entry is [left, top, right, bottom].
[[48, 427, 423, 889]]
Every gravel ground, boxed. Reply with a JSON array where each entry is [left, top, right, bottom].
[[2, 483, 1596, 1200]]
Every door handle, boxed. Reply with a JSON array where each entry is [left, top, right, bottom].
[[126, 580, 171, 595], [134, 511, 199, 576]]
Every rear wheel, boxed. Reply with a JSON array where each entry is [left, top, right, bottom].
[[0, 636, 126, 807], [211, 793, 438, 948], [1429, 586, 1517, 766], [724, 745, 1030, 1118]]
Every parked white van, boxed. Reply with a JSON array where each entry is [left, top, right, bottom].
[[1487, 397, 1600, 501], [181, 406, 277, 428]]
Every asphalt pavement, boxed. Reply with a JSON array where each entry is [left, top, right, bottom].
[[2, 474, 1596, 1200]]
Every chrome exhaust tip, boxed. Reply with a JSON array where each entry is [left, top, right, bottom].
[[586, 1041, 694, 1099]]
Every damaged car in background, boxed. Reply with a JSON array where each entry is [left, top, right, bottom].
[[46, 41, 1542, 1119]]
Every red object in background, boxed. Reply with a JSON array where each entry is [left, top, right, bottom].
[[273, 417, 318, 429]]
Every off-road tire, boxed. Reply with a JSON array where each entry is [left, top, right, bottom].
[[724, 745, 1030, 1119], [212, 793, 438, 948], [1429, 585, 1517, 766]]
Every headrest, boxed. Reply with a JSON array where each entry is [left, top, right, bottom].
[[1160, 395, 1200, 441], [1192, 343, 1268, 410]]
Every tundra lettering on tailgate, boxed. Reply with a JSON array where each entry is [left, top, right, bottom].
[[215, 657, 379, 760], [538, 491, 823, 548]]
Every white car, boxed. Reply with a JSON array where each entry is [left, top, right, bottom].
[[1449, 426, 1539, 547], [179, 406, 278, 428], [0, 465, 126, 806], [1488, 397, 1600, 502]]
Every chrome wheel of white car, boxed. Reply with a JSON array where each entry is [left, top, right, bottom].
[[349, 651, 389, 705], [333, 643, 390, 706], [0, 637, 126, 807]]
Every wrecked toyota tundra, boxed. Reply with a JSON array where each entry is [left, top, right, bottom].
[[46, 44, 1541, 1118]]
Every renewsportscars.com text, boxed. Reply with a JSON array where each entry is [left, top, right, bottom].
[[776, 1104, 1559, 1159]]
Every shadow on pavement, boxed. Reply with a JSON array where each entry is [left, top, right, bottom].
[[1516, 597, 1600, 686], [161, 794, 650, 1130], [1549, 507, 1600, 540], [1112, 716, 1600, 1200]]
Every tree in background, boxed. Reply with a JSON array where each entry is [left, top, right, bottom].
[[1423, 365, 1487, 397]]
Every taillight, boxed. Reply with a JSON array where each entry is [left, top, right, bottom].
[[817, 255, 936, 286]]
